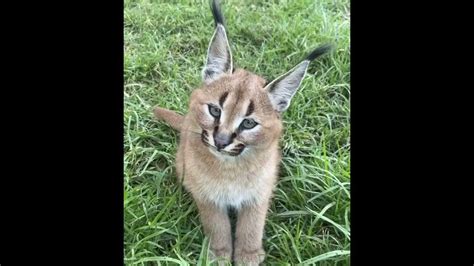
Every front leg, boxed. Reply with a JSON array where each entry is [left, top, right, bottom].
[[234, 201, 269, 265], [195, 199, 232, 265]]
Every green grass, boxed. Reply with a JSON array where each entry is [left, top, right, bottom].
[[124, 0, 350, 265]]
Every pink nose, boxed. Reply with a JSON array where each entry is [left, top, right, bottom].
[[214, 133, 232, 150]]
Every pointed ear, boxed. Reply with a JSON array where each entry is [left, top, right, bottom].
[[202, 0, 233, 83], [265, 44, 333, 112]]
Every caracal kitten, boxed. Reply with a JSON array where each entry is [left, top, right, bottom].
[[154, 0, 332, 264]]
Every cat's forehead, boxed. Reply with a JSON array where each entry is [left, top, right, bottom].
[[230, 69, 266, 89], [197, 69, 275, 116], [204, 69, 266, 96]]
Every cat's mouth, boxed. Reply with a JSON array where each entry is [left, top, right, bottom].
[[201, 130, 245, 157]]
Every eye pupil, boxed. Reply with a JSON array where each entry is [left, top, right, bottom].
[[241, 119, 257, 129], [208, 105, 221, 117]]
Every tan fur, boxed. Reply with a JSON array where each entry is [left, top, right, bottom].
[[152, 2, 330, 264], [154, 69, 283, 265], [153, 107, 184, 131]]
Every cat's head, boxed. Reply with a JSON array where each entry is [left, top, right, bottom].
[[189, 0, 332, 158]]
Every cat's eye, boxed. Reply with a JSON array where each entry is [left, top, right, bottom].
[[208, 105, 221, 118], [240, 119, 257, 130]]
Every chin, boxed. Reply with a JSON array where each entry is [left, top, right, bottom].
[[209, 148, 229, 159], [208, 146, 248, 160]]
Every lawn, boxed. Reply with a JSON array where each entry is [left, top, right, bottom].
[[124, 0, 350, 265]]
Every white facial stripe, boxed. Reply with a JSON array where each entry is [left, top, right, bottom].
[[207, 98, 260, 134], [232, 117, 244, 131], [208, 130, 216, 146], [220, 109, 226, 125], [223, 141, 242, 152]]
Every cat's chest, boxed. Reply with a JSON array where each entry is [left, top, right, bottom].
[[180, 141, 279, 209], [188, 161, 276, 209], [203, 177, 262, 209]]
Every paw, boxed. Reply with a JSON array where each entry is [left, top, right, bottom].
[[234, 248, 265, 266], [209, 247, 232, 266]]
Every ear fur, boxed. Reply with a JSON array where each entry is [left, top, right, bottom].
[[265, 44, 333, 112], [202, 0, 233, 83]]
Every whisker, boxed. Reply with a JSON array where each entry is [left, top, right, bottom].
[[177, 128, 244, 157], [202, 141, 217, 150], [180, 129, 203, 136]]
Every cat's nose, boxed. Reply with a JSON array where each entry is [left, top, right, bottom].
[[214, 133, 232, 151]]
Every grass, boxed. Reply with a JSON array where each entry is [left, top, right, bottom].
[[124, 0, 350, 265]]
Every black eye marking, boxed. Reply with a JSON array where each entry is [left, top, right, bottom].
[[240, 118, 257, 130], [278, 100, 287, 107], [213, 126, 219, 139], [229, 143, 246, 156], [219, 91, 229, 107], [208, 104, 221, 118], [245, 100, 254, 116], [204, 69, 215, 79], [201, 130, 209, 144]]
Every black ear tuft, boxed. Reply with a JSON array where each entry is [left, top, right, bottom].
[[305, 43, 333, 61], [202, 0, 233, 83], [210, 0, 225, 26], [264, 43, 333, 112]]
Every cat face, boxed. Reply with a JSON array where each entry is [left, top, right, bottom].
[[190, 69, 283, 157], [185, 1, 331, 158]]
